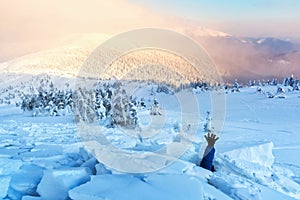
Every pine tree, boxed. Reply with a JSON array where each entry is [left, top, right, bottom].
[[110, 83, 137, 128], [150, 98, 161, 115], [112, 86, 131, 127], [140, 98, 146, 109], [129, 102, 138, 127], [231, 79, 240, 92], [204, 111, 213, 132]]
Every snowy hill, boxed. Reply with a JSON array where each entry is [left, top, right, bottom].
[[1, 30, 300, 83], [0, 29, 223, 85], [0, 76, 300, 199], [0, 34, 110, 78]]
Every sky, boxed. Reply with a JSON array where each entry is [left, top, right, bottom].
[[0, 0, 300, 61], [134, 0, 300, 37], [0, 0, 167, 61]]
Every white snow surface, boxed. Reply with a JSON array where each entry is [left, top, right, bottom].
[[0, 74, 299, 199], [220, 142, 275, 168], [69, 174, 205, 200]]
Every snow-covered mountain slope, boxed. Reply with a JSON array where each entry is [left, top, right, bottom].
[[0, 29, 223, 85], [1, 31, 300, 83], [252, 37, 300, 55], [0, 34, 110, 77]]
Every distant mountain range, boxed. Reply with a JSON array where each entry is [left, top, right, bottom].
[[197, 35, 300, 82], [1, 28, 299, 83]]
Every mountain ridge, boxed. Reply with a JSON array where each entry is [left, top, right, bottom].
[[1, 30, 300, 83]]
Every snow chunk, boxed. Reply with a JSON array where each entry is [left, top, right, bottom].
[[158, 159, 212, 183], [0, 158, 23, 175], [21, 144, 63, 158], [9, 164, 44, 198], [210, 172, 295, 200], [69, 174, 204, 200], [37, 167, 91, 200], [80, 157, 98, 174], [0, 175, 11, 199], [22, 196, 43, 200], [95, 163, 111, 175], [220, 142, 275, 168], [62, 142, 84, 154], [201, 182, 232, 200]]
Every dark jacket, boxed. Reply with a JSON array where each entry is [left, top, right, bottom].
[[200, 146, 215, 171]]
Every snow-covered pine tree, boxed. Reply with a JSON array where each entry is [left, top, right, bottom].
[[276, 86, 285, 95], [129, 102, 138, 128], [231, 79, 240, 92], [203, 111, 213, 132], [74, 88, 95, 123], [57, 90, 65, 109], [49, 100, 58, 116], [150, 98, 161, 115], [140, 98, 146, 109], [271, 78, 278, 86], [95, 88, 106, 119], [64, 87, 73, 114], [111, 83, 133, 128], [156, 84, 173, 94], [85, 90, 97, 123], [276, 86, 286, 98], [73, 88, 86, 122], [248, 80, 253, 87]]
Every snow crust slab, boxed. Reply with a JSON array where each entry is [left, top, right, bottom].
[[36, 167, 91, 200], [69, 174, 204, 200], [210, 172, 296, 200], [0, 176, 11, 199], [220, 142, 275, 168]]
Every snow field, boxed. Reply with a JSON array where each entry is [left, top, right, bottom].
[[0, 78, 299, 199]]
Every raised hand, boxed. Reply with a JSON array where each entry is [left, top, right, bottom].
[[205, 132, 219, 147]]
